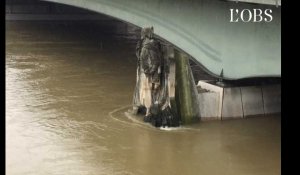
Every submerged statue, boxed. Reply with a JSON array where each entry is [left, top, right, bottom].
[[133, 27, 179, 127]]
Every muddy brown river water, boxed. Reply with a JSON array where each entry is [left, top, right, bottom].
[[6, 21, 280, 175]]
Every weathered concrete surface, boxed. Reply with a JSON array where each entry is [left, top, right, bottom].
[[241, 86, 264, 117], [197, 81, 223, 118], [175, 50, 200, 124], [166, 46, 176, 98], [197, 81, 280, 121], [262, 85, 281, 114], [43, 0, 281, 79], [221, 87, 244, 119], [198, 92, 220, 121]]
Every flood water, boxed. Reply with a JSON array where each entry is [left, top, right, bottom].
[[6, 21, 281, 175]]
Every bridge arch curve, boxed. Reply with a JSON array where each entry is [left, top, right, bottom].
[[43, 0, 281, 79]]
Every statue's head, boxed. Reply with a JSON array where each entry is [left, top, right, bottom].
[[141, 26, 154, 40]]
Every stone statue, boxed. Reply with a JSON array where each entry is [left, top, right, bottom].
[[133, 27, 179, 127]]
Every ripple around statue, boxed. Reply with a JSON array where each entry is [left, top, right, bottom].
[[132, 26, 180, 127]]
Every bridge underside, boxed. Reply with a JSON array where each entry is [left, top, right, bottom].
[[43, 0, 281, 79]]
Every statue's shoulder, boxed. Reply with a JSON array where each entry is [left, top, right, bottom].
[[151, 39, 162, 51]]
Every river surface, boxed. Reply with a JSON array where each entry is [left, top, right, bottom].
[[6, 21, 281, 175]]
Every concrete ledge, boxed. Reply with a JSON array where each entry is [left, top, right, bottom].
[[241, 86, 264, 117], [262, 85, 281, 114], [198, 92, 221, 121], [222, 87, 244, 119], [196, 80, 281, 121], [197, 81, 223, 119]]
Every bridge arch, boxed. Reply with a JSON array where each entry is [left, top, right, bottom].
[[43, 0, 281, 79]]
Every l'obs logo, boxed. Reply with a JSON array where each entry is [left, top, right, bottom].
[[230, 9, 273, 22]]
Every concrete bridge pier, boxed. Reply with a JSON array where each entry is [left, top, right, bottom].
[[174, 50, 200, 124], [196, 81, 281, 121]]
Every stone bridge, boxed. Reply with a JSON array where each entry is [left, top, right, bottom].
[[41, 0, 281, 80]]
